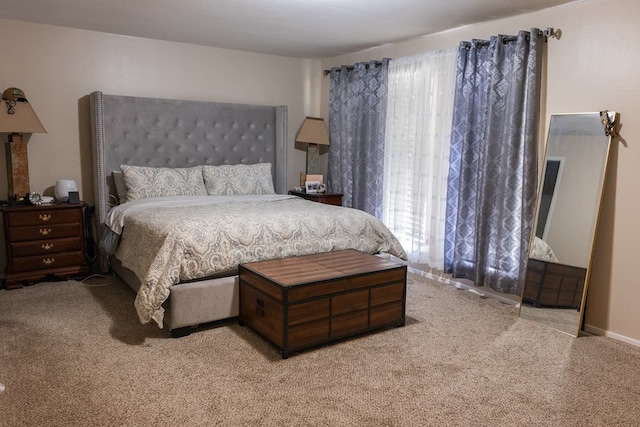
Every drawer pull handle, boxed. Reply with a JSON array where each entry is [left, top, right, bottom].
[[38, 214, 52, 222], [39, 228, 52, 236], [42, 258, 55, 266], [42, 243, 54, 251]]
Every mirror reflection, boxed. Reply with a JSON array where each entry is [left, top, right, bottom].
[[520, 112, 617, 336]]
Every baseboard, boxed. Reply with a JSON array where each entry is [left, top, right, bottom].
[[583, 324, 640, 348]]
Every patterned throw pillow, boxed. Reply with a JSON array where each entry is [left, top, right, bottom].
[[120, 165, 207, 201], [202, 163, 275, 196]]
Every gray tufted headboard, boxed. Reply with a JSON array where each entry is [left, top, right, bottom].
[[89, 91, 287, 270]]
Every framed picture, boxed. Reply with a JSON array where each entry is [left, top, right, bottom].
[[305, 180, 321, 194], [306, 174, 323, 184]]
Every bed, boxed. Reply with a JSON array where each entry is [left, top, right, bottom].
[[90, 92, 407, 337]]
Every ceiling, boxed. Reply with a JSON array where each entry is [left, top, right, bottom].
[[0, 0, 576, 58]]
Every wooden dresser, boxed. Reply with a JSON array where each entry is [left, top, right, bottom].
[[2, 202, 90, 289]]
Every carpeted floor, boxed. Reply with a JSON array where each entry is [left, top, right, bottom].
[[1, 273, 640, 426]]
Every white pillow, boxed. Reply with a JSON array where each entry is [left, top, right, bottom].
[[120, 165, 207, 201], [202, 163, 275, 196]]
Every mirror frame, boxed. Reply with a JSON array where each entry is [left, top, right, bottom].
[[520, 111, 619, 337]]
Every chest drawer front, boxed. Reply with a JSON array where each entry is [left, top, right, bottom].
[[370, 282, 405, 306], [7, 223, 82, 242], [288, 298, 330, 326], [5, 208, 82, 227], [10, 251, 86, 273], [332, 289, 369, 316], [10, 236, 83, 257], [370, 301, 404, 328], [288, 319, 330, 349]]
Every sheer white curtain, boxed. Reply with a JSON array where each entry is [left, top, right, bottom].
[[382, 48, 457, 269]]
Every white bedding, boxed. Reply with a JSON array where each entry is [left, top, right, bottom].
[[103, 195, 407, 327], [530, 236, 559, 263]]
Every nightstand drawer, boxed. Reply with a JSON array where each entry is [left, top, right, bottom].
[[8, 223, 83, 242], [10, 236, 84, 257], [10, 251, 86, 273], [4, 208, 82, 227]]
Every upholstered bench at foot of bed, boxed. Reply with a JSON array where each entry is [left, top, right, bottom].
[[164, 276, 239, 337], [110, 256, 240, 337]]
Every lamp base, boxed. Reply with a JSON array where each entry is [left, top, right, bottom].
[[306, 143, 321, 175], [5, 133, 30, 199]]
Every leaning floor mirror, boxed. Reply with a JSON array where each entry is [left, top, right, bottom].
[[519, 111, 619, 336]]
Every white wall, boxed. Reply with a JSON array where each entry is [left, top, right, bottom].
[[320, 0, 640, 344], [0, 19, 318, 203], [545, 133, 607, 268], [0, 19, 323, 278]]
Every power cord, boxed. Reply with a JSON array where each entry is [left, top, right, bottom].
[[80, 272, 118, 287]]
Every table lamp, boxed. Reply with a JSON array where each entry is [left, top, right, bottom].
[[295, 117, 330, 176], [0, 87, 47, 200]]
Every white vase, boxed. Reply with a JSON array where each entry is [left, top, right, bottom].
[[55, 179, 78, 202]]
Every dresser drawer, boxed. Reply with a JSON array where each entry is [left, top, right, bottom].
[[4, 208, 82, 227], [9, 251, 86, 273], [10, 236, 84, 257], [7, 223, 82, 242]]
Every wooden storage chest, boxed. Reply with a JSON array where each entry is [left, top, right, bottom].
[[239, 249, 406, 358]]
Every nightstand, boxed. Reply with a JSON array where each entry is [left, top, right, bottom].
[[1, 202, 91, 289], [289, 191, 343, 206]]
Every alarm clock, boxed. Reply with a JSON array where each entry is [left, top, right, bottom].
[[28, 192, 54, 205], [28, 191, 43, 205]]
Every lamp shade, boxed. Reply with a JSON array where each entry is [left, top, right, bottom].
[[295, 117, 330, 146], [0, 89, 47, 199], [0, 100, 47, 134]]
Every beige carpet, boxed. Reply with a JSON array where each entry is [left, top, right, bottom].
[[1, 273, 640, 426]]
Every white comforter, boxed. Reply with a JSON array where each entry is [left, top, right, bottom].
[[103, 195, 407, 327], [530, 236, 559, 263]]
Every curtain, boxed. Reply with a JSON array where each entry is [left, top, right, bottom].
[[444, 29, 543, 295], [382, 49, 457, 269], [327, 59, 389, 218]]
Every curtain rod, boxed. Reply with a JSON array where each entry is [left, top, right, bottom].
[[323, 60, 383, 76], [543, 27, 562, 40], [466, 27, 561, 49], [322, 28, 560, 76]]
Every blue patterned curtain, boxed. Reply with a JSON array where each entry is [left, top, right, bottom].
[[444, 29, 543, 295], [327, 59, 389, 218]]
